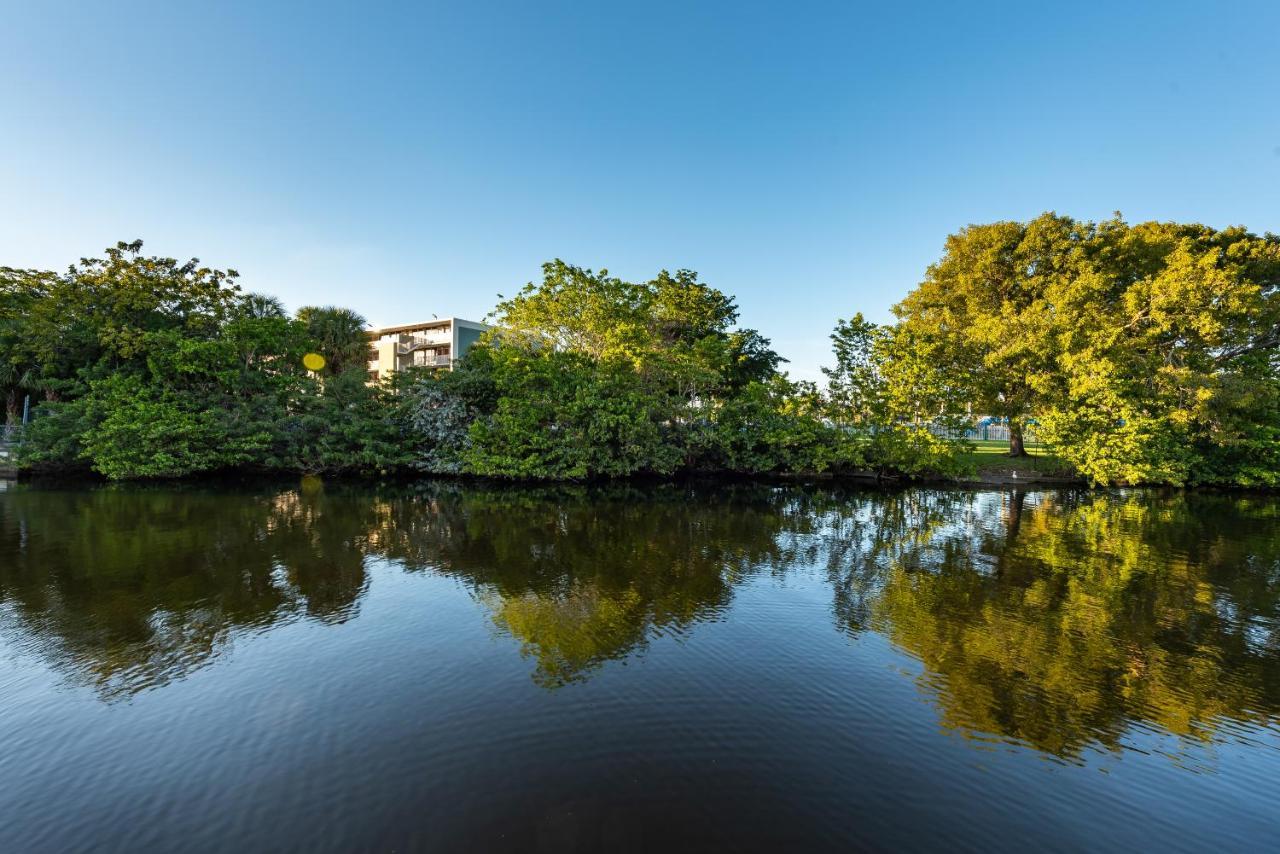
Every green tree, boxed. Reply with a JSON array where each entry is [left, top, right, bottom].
[[296, 305, 370, 375], [890, 214, 1085, 456], [491, 260, 781, 390], [460, 347, 680, 479], [873, 214, 1280, 484], [484, 259, 811, 476], [76, 374, 265, 479], [822, 313, 970, 477], [17, 240, 241, 399], [491, 261, 653, 361], [272, 368, 411, 475], [1036, 219, 1280, 484], [11, 241, 408, 479], [823, 312, 883, 425], [239, 292, 288, 319], [690, 375, 856, 474], [0, 267, 50, 421]]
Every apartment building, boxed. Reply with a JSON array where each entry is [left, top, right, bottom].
[[366, 317, 489, 381]]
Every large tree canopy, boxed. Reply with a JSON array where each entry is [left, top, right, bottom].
[[489, 260, 781, 389], [854, 213, 1280, 484], [890, 213, 1089, 455], [412, 259, 844, 479], [9, 242, 407, 479], [1039, 219, 1280, 485]]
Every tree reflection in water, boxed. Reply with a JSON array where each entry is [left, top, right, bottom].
[[0, 480, 374, 697], [811, 489, 1280, 756], [1, 480, 1277, 759], [376, 482, 801, 686]]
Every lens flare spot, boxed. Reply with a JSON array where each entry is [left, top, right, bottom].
[[302, 352, 326, 372]]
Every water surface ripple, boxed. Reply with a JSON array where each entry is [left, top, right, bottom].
[[1, 481, 1278, 851]]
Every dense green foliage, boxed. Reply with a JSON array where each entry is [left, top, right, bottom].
[[4, 243, 408, 478], [822, 313, 972, 476], [400, 261, 867, 478], [4, 219, 1277, 486], [860, 214, 1280, 485], [2, 246, 869, 480]]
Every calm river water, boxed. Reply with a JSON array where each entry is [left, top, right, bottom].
[[1, 479, 1278, 852]]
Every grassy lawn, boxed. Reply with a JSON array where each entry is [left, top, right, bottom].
[[958, 439, 1075, 476]]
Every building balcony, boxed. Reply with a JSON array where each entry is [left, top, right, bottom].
[[396, 334, 451, 354], [402, 352, 452, 369]]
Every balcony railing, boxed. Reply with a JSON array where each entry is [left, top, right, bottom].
[[406, 353, 452, 368], [397, 334, 451, 354]]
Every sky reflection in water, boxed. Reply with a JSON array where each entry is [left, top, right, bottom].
[[1, 481, 1278, 851]]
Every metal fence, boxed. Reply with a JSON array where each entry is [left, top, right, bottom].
[[923, 422, 1042, 444], [0, 425, 21, 469]]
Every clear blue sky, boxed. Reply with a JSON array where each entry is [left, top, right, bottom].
[[4, 1, 1278, 379]]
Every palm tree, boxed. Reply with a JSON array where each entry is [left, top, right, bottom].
[[239, 293, 287, 320], [296, 305, 370, 374], [0, 277, 40, 423], [0, 352, 41, 423]]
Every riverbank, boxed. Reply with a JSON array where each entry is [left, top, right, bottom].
[[5, 435, 1260, 491], [769, 470, 1087, 487], [0, 463, 1162, 491]]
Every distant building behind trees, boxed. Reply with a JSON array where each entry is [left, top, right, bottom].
[[366, 317, 489, 381]]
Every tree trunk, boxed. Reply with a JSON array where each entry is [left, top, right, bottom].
[[1008, 419, 1028, 457], [1006, 490, 1026, 540], [995, 490, 1027, 579], [4, 388, 17, 425]]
